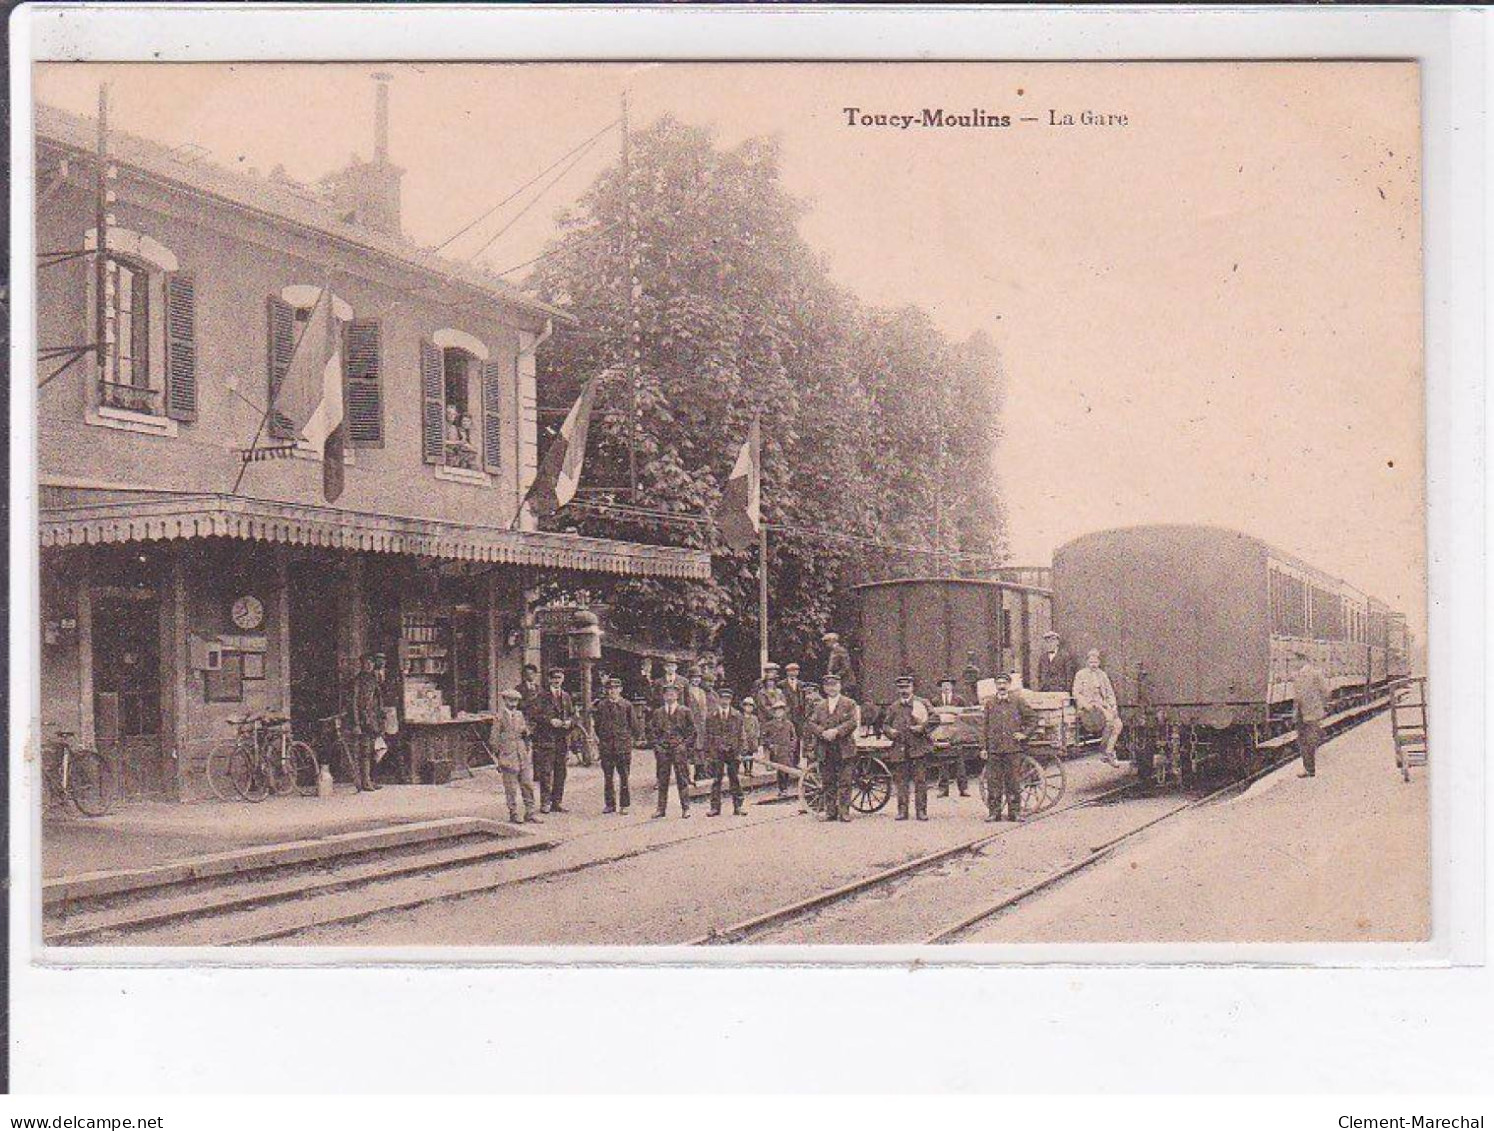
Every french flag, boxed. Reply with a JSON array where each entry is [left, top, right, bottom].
[[719, 418, 761, 552], [275, 283, 345, 502], [526, 373, 599, 518]]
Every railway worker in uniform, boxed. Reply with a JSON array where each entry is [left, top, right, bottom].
[[882, 674, 935, 821], [648, 683, 696, 819], [706, 688, 748, 816], [491, 688, 540, 825], [983, 673, 1036, 822], [1293, 652, 1330, 778], [532, 667, 576, 813], [761, 697, 799, 799], [350, 652, 385, 792], [1037, 631, 1078, 694], [823, 633, 858, 697], [808, 671, 860, 822], [594, 676, 639, 814], [1072, 649, 1124, 766], [933, 676, 972, 799]]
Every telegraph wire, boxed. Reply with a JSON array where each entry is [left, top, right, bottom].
[[465, 132, 611, 265], [433, 118, 620, 253]]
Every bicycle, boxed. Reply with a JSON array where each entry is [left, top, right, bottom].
[[314, 713, 360, 788], [42, 730, 118, 817], [225, 713, 318, 801]]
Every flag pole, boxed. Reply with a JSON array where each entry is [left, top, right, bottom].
[[756, 414, 768, 676]]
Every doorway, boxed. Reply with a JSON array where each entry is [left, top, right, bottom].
[[288, 560, 344, 735], [91, 587, 165, 797]]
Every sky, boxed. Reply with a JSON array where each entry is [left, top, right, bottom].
[[33, 62, 1425, 631]]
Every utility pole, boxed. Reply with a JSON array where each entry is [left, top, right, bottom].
[[94, 83, 110, 389], [621, 90, 641, 499]]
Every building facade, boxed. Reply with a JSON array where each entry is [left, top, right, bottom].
[[34, 98, 709, 800]]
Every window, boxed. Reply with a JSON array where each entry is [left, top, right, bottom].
[[85, 228, 195, 426], [267, 288, 382, 448], [421, 330, 503, 476]]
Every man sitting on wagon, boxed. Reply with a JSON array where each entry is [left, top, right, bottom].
[[1072, 648, 1124, 767]]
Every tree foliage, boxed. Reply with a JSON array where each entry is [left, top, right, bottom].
[[528, 116, 1006, 686]]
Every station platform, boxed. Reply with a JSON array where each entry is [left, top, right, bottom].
[[966, 711, 1431, 943], [38, 756, 783, 881]]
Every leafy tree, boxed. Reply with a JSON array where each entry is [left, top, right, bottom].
[[528, 116, 1005, 688]]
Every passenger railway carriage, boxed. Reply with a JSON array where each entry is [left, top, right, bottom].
[[1052, 525, 1404, 781]]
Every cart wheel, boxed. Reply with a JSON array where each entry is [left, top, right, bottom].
[[851, 756, 892, 814], [1019, 754, 1065, 814], [799, 760, 826, 814]]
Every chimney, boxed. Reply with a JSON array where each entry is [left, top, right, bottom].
[[319, 72, 404, 237], [374, 71, 391, 163]]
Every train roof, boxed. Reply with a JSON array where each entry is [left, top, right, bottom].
[[1054, 524, 1396, 611], [849, 574, 1053, 597]]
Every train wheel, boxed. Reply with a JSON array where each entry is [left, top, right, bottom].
[[851, 756, 892, 814], [799, 761, 826, 815]]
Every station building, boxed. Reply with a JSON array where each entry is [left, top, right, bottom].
[[33, 94, 709, 800]]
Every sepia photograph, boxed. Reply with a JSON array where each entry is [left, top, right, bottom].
[[26, 57, 1430, 954]]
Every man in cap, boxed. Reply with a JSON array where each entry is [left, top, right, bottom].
[[983, 672, 1036, 821], [932, 676, 971, 799], [648, 683, 696, 818], [349, 652, 385, 791], [686, 664, 711, 781], [823, 632, 857, 697], [807, 670, 860, 822], [532, 667, 575, 813], [782, 662, 812, 765], [1293, 651, 1330, 778], [753, 662, 788, 715], [1037, 631, 1078, 694], [882, 674, 936, 821], [593, 676, 640, 813], [705, 687, 748, 816], [652, 656, 686, 708], [491, 688, 540, 825]]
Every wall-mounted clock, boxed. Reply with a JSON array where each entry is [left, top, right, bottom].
[[231, 595, 265, 630]]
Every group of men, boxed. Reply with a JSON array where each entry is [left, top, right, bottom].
[[486, 652, 829, 825]]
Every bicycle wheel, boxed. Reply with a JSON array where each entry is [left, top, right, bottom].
[[265, 734, 298, 796], [229, 748, 271, 802], [288, 740, 320, 796], [205, 744, 240, 802], [69, 750, 117, 817]]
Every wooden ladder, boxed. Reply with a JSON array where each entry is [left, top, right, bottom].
[[1390, 677, 1428, 782]]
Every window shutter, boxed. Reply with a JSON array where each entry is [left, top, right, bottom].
[[344, 318, 383, 448], [482, 358, 505, 473], [164, 272, 197, 422], [266, 296, 296, 439], [421, 338, 444, 465]]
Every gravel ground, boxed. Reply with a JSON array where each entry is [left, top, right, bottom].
[[963, 713, 1429, 943], [282, 757, 1129, 947]]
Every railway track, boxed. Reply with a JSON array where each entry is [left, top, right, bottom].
[[689, 695, 1389, 947]]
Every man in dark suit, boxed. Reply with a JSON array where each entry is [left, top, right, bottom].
[[881, 674, 935, 821], [705, 687, 747, 816], [808, 671, 860, 822], [593, 676, 639, 814], [648, 684, 696, 818], [823, 633, 857, 697], [932, 676, 971, 798], [983, 673, 1036, 821], [1037, 631, 1078, 694], [782, 661, 813, 764], [531, 667, 575, 813]]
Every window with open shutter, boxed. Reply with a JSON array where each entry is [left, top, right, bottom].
[[164, 272, 197, 422], [420, 338, 444, 465], [482, 358, 505, 473], [266, 296, 297, 439], [345, 318, 383, 448]]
